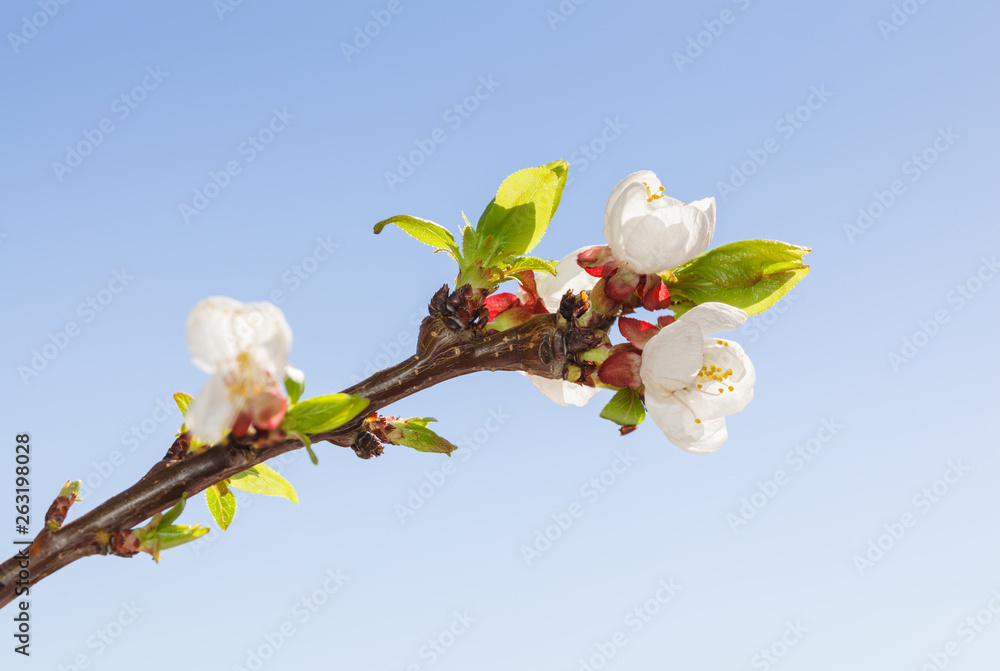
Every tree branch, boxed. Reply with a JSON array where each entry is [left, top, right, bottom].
[[0, 312, 568, 610]]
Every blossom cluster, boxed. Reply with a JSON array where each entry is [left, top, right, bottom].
[[501, 171, 756, 454], [180, 164, 803, 458]]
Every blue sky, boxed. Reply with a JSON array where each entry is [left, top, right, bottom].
[[1, 0, 999, 669]]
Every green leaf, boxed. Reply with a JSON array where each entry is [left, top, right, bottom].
[[173, 393, 200, 445], [288, 430, 319, 465], [664, 239, 811, 316], [545, 159, 569, 215], [476, 160, 568, 257], [374, 215, 459, 259], [388, 417, 457, 455], [600, 388, 646, 427], [58, 479, 83, 499], [173, 392, 193, 417], [156, 524, 210, 550], [504, 256, 557, 276], [135, 492, 209, 561], [461, 219, 477, 260], [281, 394, 370, 435], [284, 366, 305, 405], [229, 464, 299, 504], [206, 483, 236, 531], [160, 492, 189, 527]]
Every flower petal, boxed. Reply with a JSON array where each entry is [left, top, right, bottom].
[[618, 213, 691, 274], [620, 201, 714, 274], [604, 172, 657, 242], [679, 196, 715, 259], [645, 392, 729, 454], [186, 297, 293, 378], [525, 373, 601, 407], [679, 302, 748, 335], [639, 319, 704, 396], [604, 181, 650, 264], [606, 171, 659, 210], [236, 302, 293, 378], [186, 374, 240, 444], [186, 296, 246, 373]]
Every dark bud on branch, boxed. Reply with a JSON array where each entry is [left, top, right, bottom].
[[44, 480, 82, 531], [101, 530, 141, 558], [429, 284, 489, 334], [163, 433, 192, 462], [352, 431, 384, 460]]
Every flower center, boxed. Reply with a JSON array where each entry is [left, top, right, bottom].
[[695, 344, 735, 395], [643, 182, 667, 203], [224, 351, 268, 400], [642, 182, 687, 206]]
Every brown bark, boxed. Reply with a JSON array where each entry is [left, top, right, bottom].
[[0, 313, 567, 610]]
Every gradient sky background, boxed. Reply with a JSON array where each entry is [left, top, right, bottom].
[[2, 1, 999, 669]]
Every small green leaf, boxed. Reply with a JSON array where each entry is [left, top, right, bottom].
[[288, 430, 319, 465], [206, 484, 236, 531], [664, 239, 811, 316], [135, 492, 209, 561], [281, 394, 370, 435], [173, 392, 194, 417], [284, 366, 305, 405], [153, 524, 209, 555], [58, 479, 83, 499], [160, 492, 189, 527], [374, 215, 459, 259], [600, 388, 646, 427], [504, 256, 557, 276], [460, 223, 475, 257], [476, 160, 568, 257], [388, 417, 457, 455], [174, 393, 200, 443], [229, 464, 299, 504]]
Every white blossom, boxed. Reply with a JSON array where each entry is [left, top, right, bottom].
[[639, 303, 755, 453], [185, 297, 292, 444], [603, 170, 715, 274]]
